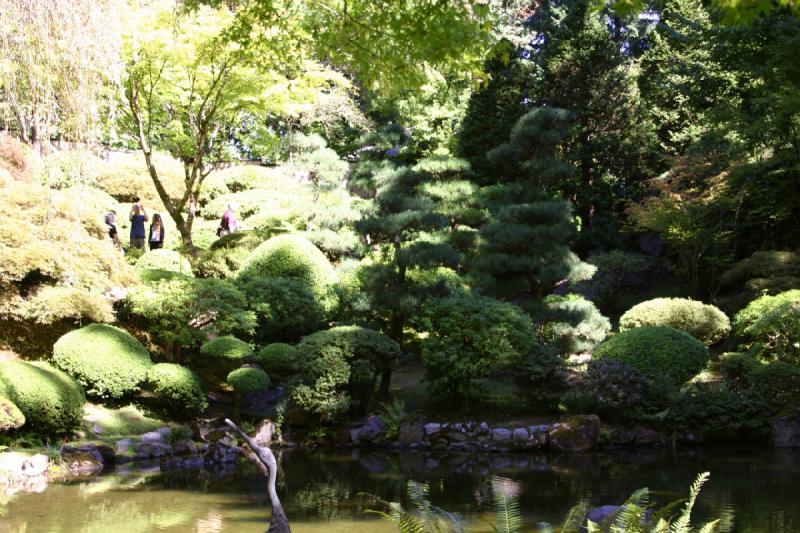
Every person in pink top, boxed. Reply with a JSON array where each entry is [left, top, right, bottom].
[[218, 203, 239, 237]]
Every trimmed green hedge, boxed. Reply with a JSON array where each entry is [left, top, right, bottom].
[[593, 326, 708, 386], [251, 343, 298, 379], [146, 363, 208, 419], [200, 336, 254, 363], [734, 290, 800, 364], [236, 234, 336, 296], [136, 249, 194, 277], [620, 297, 730, 345], [227, 367, 270, 393], [52, 324, 152, 400], [0, 361, 85, 433]]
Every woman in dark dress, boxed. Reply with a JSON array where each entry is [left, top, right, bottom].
[[148, 213, 165, 250]]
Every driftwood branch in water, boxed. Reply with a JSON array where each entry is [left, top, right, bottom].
[[224, 418, 291, 533]]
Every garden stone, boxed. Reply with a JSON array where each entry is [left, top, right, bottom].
[[608, 427, 637, 447], [172, 440, 199, 456], [21, 454, 49, 477], [773, 415, 800, 448], [548, 415, 599, 453], [115, 438, 133, 454], [135, 442, 174, 460], [204, 441, 238, 465], [527, 425, 549, 448], [140, 430, 165, 444], [193, 417, 230, 442], [587, 505, 620, 526], [0, 452, 27, 478], [60, 445, 104, 475], [423, 423, 441, 436], [491, 428, 512, 443], [635, 427, 663, 447], [350, 416, 386, 444], [512, 427, 529, 444]]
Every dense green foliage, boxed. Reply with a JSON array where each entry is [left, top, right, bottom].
[[52, 324, 152, 401], [200, 336, 253, 363], [416, 293, 536, 406], [136, 250, 193, 277], [145, 363, 208, 419], [227, 367, 270, 393], [251, 343, 298, 380], [237, 234, 336, 297], [719, 353, 800, 414], [540, 294, 611, 355], [734, 290, 800, 365], [593, 326, 709, 386], [0, 361, 85, 433], [620, 298, 730, 345], [667, 382, 770, 439], [292, 326, 401, 420]]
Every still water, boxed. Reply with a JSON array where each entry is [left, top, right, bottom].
[[2, 446, 798, 533]]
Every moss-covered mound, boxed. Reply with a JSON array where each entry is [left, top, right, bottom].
[[251, 342, 298, 379], [146, 363, 208, 419], [620, 297, 730, 345], [53, 324, 153, 400], [0, 361, 85, 433], [136, 249, 194, 277], [227, 367, 270, 393], [236, 234, 336, 295], [200, 336, 254, 363], [593, 326, 709, 386]]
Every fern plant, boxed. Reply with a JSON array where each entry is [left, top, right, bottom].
[[365, 480, 465, 533], [492, 476, 523, 533], [377, 398, 407, 441]]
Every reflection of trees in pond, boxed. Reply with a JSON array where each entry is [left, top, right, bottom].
[[294, 477, 359, 521]]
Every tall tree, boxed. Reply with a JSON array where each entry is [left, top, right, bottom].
[[121, 4, 265, 253]]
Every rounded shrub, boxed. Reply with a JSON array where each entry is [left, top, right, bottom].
[[52, 324, 152, 400], [0, 361, 85, 433], [734, 290, 800, 364], [200, 336, 254, 363], [620, 297, 731, 345], [0, 394, 25, 431], [293, 326, 400, 420], [252, 343, 298, 379], [541, 294, 611, 354], [236, 234, 336, 296], [227, 367, 271, 393], [136, 249, 194, 277], [593, 326, 709, 386], [236, 275, 326, 342], [146, 363, 208, 419]]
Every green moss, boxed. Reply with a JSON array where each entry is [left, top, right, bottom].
[[236, 234, 336, 296], [200, 336, 253, 362], [146, 363, 208, 419], [620, 297, 730, 345], [593, 326, 709, 386], [226, 367, 270, 393], [52, 324, 152, 401], [0, 361, 85, 434]]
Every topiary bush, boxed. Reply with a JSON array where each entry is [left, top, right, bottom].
[[200, 336, 254, 363], [718, 352, 800, 414], [136, 249, 194, 277], [539, 294, 611, 354], [293, 326, 401, 420], [251, 343, 298, 380], [563, 359, 672, 422], [236, 275, 326, 343], [734, 290, 800, 365], [0, 361, 85, 434], [52, 324, 152, 401], [620, 298, 731, 345], [145, 363, 208, 419], [236, 234, 337, 297], [0, 393, 25, 431], [416, 294, 536, 407], [227, 367, 271, 393], [593, 326, 709, 387]]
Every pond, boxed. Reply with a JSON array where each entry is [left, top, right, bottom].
[[2, 446, 798, 532]]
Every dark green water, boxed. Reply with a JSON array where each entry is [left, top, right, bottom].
[[2, 447, 799, 532]]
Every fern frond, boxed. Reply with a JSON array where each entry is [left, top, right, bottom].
[[612, 487, 650, 533], [670, 472, 710, 533], [494, 488, 523, 533], [698, 519, 720, 533], [559, 500, 591, 533]]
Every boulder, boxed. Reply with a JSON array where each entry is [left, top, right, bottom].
[[172, 439, 199, 456], [140, 430, 165, 444], [512, 427, 529, 445], [135, 442, 174, 460], [549, 415, 600, 453], [21, 454, 49, 477], [60, 445, 104, 475], [193, 417, 230, 443], [773, 415, 800, 448], [587, 505, 620, 526], [423, 423, 441, 436], [491, 428, 512, 443], [635, 427, 664, 447], [204, 441, 239, 465], [350, 416, 386, 444]]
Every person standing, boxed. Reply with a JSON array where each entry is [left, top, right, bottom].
[[105, 210, 122, 250], [218, 203, 239, 237], [129, 203, 149, 250], [148, 213, 165, 250]]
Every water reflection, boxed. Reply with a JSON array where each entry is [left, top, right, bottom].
[[2, 446, 799, 532]]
